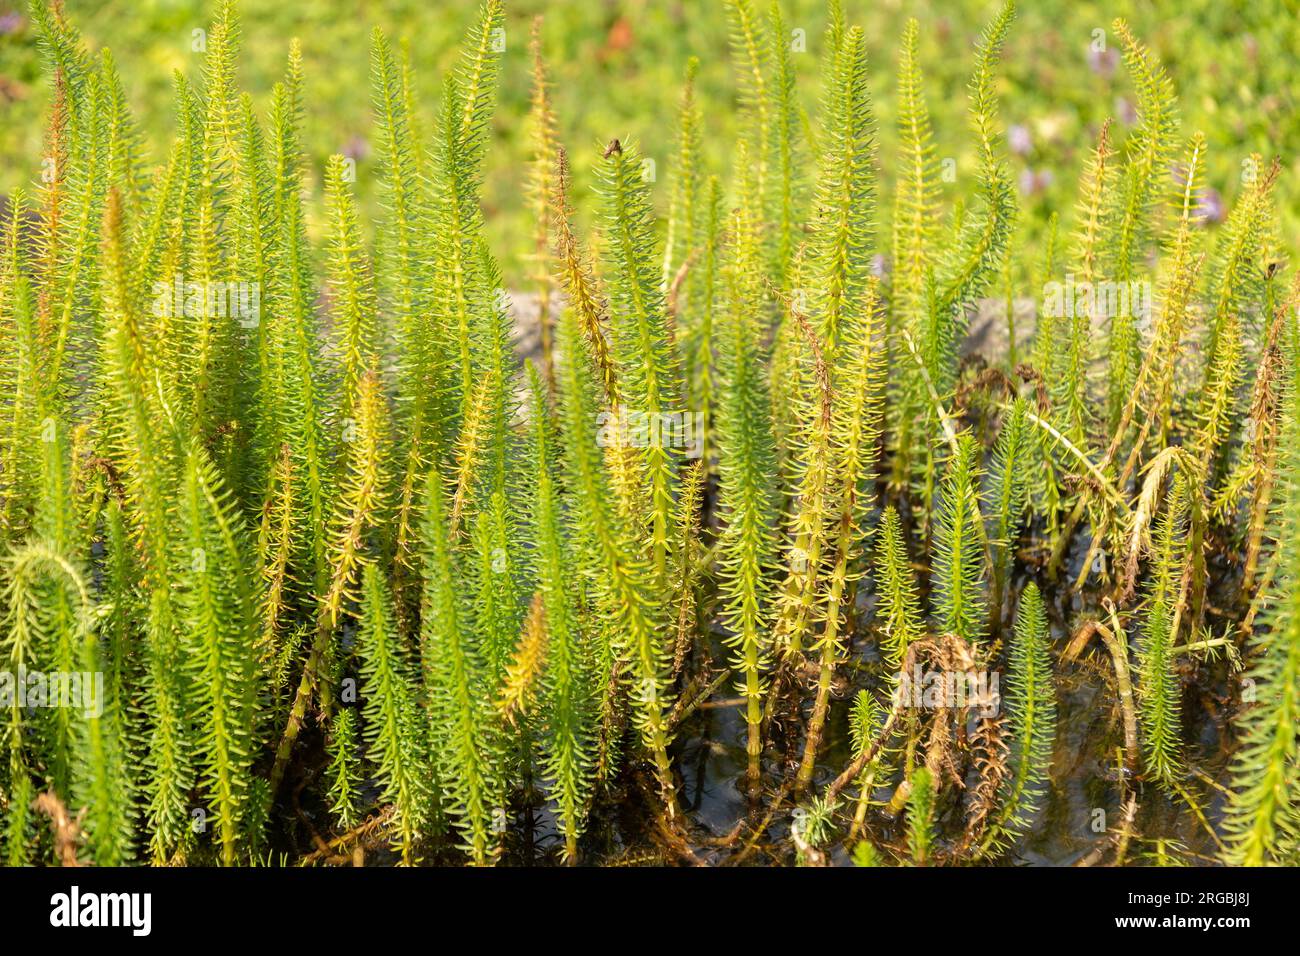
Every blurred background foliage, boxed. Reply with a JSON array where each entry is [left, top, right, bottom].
[[0, 0, 1297, 274]]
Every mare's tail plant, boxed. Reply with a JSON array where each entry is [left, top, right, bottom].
[[2, 0, 1293, 871]]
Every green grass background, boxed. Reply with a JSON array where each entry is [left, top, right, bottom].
[[0, 0, 1296, 272]]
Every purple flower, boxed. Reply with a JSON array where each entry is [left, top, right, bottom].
[[1018, 168, 1054, 197], [1115, 96, 1138, 126], [1008, 123, 1032, 157], [342, 135, 369, 163], [0, 13, 23, 36], [1087, 46, 1119, 78], [1196, 187, 1224, 225]]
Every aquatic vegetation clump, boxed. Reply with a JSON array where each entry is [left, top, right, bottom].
[[0, 0, 1295, 868]]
